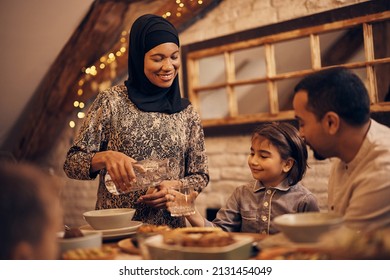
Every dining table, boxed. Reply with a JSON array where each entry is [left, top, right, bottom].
[[103, 232, 265, 260], [99, 228, 390, 260]]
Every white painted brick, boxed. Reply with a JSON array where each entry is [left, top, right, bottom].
[[220, 166, 252, 181], [205, 137, 228, 154], [209, 154, 248, 167], [208, 167, 221, 181], [226, 136, 251, 154]]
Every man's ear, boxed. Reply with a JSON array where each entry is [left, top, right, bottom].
[[283, 158, 294, 173], [322, 111, 339, 135], [10, 241, 34, 260]]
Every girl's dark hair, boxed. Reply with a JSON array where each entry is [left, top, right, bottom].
[[252, 122, 308, 186]]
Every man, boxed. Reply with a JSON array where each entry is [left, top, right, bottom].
[[293, 67, 390, 232]]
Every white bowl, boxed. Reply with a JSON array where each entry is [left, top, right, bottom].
[[57, 231, 102, 255], [274, 212, 343, 243], [83, 208, 136, 230]]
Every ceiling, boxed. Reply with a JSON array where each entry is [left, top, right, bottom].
[[0, 0, 94, 146], [0, 0, 220, 160]]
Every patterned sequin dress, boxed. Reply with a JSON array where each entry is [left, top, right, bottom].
[[64, 85, 209, 228]]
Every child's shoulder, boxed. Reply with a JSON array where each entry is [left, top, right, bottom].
[[234, 180, 258, 192]]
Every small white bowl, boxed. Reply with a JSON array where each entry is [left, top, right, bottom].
[[83, 208, 136, 230], [57, 231, 102, 255], [274, 212, 343, 243]]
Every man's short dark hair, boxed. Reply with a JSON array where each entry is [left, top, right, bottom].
[[294, 67, 370, 125]]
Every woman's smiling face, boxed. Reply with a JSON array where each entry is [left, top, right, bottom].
[[248, 135, 291, 187], [144, 42, 180, 88]]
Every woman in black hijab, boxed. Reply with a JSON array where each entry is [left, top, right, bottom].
[[64, 14, 209, 228], [125, 14, 189, 113]]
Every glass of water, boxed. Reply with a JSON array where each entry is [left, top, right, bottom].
[[167, 183, 196, 217]]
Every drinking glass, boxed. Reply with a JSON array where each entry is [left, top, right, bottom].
[[168, 183, 196, 217]]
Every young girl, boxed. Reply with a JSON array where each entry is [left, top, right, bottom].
[[180, 122, 319, 234]]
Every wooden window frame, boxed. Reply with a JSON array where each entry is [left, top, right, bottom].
[[181, 0, 390, 134]]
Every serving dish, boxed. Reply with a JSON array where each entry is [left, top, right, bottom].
[[117, 238, 140, 255], [62, 246, 118, 260], [57, 231, 102, 255], [143, 234, 253, 260], [83, 208, 136, 230], [274, 212, 343, 243], [79, 221, 142, 240]]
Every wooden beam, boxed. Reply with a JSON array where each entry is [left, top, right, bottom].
[[1, 0, 131, 160]]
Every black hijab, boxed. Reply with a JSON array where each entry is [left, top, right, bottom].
[[124, 14, 190, 114]]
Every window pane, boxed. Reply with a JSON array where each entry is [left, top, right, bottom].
[[198, 54, 226, 86], [373, 20, 390, 60], [320, 28, 364, 67], [275, 37, 311, 73], [236, 83, 269, 114], [375, 64, 390, 102], [199, 88, 228, 119], [276, 77, 301, 111], [233, 46, 266, 80]]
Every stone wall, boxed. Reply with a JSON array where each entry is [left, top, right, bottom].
[[47, 0, 368, 227]]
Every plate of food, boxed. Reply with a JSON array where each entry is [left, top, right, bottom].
[[256, 246, 331, 260], [143, 227, 254, 260], [62, 246, 118, 260], [118, 237, 140, 255]]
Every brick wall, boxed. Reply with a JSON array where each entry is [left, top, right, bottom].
[[47, 0, 368, 227]]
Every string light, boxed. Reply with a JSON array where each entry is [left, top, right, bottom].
[[69, 29, 128, 127], [69, 121, 76, 128]]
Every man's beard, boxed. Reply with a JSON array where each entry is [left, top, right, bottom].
[[312, 149, 326, 161]]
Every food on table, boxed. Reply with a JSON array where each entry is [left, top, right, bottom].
[[256, 228, 390, 260], [163, 227, 235, 247], [136, 224, 172, 233], [117, 238, 140, 255], [62, 246, 117, 260], [256, 247, 330, 260], [329, 228, 390, 259], [63, 227, 84, 239]]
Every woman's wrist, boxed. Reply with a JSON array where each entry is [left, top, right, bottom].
[[90, 151, 108, 172]]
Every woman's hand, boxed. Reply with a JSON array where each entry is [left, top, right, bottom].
[[91, 151, 138, 192], [137, 180, 181, 209], [165, 188, 198, 215]]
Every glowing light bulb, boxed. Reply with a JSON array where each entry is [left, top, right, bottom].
[[69, 121, 76, 128]]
